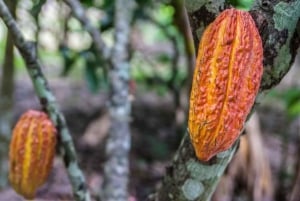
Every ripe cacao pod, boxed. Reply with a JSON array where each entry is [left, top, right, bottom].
[[9, 110, 57, 199], [188, 8, 263, 161]]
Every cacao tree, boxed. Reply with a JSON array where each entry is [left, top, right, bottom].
[[154, 0, 300, 200], [0, 0, 299, 201]]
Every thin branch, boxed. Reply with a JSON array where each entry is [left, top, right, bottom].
[[101, 0, 135, 201], [31, 0, 47, 41], [144, 13, 182, 112], [0, 1, 91, 201], [157, 21, 180, 103], [63, 0, 110, 61], [171, 0, 195, 92]]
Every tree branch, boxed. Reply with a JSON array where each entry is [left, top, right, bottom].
[[155, 132, 238, 201], [63, 0, 110, 61], [171, 0, 195, 92], [0, 0, 16, 189], [101, 0, 135, 201], [144, 13, 182, 117], [0, 1, 91, 200]]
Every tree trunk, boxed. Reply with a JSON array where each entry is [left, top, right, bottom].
[[0, 0, 16, 189], [101, 1, 135, 201], [153, 0, 300, 200]]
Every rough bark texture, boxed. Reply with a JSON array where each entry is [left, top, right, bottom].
[[0, 1, 91, 200], [154, 0, 300, 201], [101, 0, 135, 201], [0, 0, 16, 189], [155, 132, 237, 201]]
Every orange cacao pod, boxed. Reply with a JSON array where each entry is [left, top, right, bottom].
[[188, 8, 263, 161], [9, 110, 57, 199]]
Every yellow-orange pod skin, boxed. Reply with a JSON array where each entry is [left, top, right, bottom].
[[188, 8, 263, 161], [9, 110, 57, 199]]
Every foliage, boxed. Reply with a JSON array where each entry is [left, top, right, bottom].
[[0, 0, 187, 95], [270, 87, 300, 119]]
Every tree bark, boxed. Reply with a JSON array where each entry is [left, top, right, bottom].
[[0, 0, 16, 189], [153, 0, 300, 201], [101, 1, 135, 201]]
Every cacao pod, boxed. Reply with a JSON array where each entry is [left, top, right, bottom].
[[188, 8, 263, 161], [9, 110, 57, 199]]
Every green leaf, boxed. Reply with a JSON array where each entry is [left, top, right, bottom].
[[156, 85, 168, 96], [80, 0, 94, 7], [91, 44, 108, 80], [270, 87, 300, 119], [98, 0, 114, 31], [31, 0, 47, 18], [100, 14, 113, 31], [228, 0, 254, 11], [81, 50, 105, 92], [156, 53, 171, 63], [155, 5, 175, 26], [287, 102, 300, 118], [280, 88, 300, 108], [135, 0, 152, 7], [59, 45, 78, 76], [85, 64, 99, 93], [101, 0, 115, 8]]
